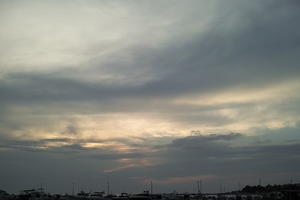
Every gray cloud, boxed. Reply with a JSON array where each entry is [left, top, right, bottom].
[[0, 1, 299, 104], [86, 131, 300, 192], [2, 130, 299, 193], [0, 0, 300, 194]]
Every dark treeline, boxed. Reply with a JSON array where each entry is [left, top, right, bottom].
[[241, 183, 300, 193]]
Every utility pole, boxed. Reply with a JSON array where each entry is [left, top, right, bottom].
[[107, 181, 109, 195], [200, 180, 202, 194], [197, 180, 200, 194], [150, 181, 153, 194], [72, 182, 75, 196]]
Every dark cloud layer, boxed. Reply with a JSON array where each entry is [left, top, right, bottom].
[[1, 130, 300, 193]]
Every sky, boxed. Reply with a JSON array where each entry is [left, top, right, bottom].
[[0, 0, 300, 194]]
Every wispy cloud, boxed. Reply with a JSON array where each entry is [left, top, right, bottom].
[[144, 175, 216, 185]]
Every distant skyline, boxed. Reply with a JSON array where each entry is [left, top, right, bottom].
[[0, 0, 300, 194]]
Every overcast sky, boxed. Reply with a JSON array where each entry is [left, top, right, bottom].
[[0, 0, 300, 194]]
